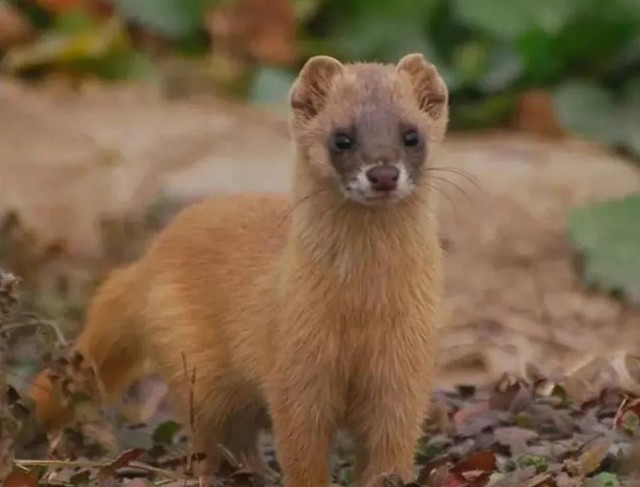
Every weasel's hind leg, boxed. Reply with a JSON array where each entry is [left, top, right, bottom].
[[223, 402, 279, 483]]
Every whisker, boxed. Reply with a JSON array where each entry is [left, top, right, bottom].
[[277, 188, 333, 228], [426, 183, 460, 223], [427, 166, 484, 193], [428, 175, 472, 204]]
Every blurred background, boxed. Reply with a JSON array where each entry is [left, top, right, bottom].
[[1, 0, 640, 395]]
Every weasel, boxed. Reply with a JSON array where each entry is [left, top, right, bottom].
[[29, 53, 449, 487]]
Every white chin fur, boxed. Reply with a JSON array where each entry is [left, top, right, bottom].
[[342, 163, 414, 205]]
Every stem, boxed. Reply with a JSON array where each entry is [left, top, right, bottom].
[[0, 319, 68, 346], [14, 459, 186, 481]]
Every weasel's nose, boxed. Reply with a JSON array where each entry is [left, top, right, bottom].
[[366, 165, 399, 192]]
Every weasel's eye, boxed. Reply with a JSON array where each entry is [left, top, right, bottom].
[[332, 132, 354, 151], [403, 129, 420, 147]]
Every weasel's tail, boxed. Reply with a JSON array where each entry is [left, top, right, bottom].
[[29, 264, 148, 431]]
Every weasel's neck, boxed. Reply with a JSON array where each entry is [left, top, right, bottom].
[[287, 162, 439, 278]]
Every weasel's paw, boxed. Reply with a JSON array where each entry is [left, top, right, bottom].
[[364, 472, 406, 487]]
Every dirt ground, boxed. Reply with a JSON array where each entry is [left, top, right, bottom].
[[2, 77, 640, 390]]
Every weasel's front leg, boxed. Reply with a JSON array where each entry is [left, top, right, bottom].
[[346, 343, 435, 487], [267, 337, 342, 487]]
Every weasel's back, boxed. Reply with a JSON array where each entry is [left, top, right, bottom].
[[136, 192, 290, 319], [143, 192, 291, 278]]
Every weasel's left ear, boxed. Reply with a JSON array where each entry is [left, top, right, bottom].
[[289, 55, 344, 120], [396, 53, 448, 120]]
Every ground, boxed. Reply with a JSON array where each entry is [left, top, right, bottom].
[[1, 77, 640, 485]]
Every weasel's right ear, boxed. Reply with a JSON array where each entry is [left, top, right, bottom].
[[289, 55, 344, 120]]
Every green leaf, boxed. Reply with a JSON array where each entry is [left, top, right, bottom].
[[152, 419, 183, 445], [109, 0, 212, 38], [1, 16, 127, 73], [249, 66, 296, 110], [327, 14, 433, 64], [584, 472, 620, 487], [552, 81, 621, 146], [452, 40, 489, 86], [478, 44, 523, 93], [619, 78, 640, 157], [52, 9, 96, 34], [89, 49, 159, 82], [516, 27, 564, 84], [452, 0, 532, 40], [450, 93, 516, 130], [321, 0, 440, 64], [567, 194, 640, 306]]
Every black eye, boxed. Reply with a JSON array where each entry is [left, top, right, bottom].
[[333, 132, 354, 151], [403, 129, 420, 147]]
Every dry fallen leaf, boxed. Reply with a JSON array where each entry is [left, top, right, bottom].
[[566, 436, 613, 476], [450, 450, 496, 475], [493, 426, 539, 456], [513, 89, 565, 138], [2, 470, 39, 487], [97, 447, 146, 480], [205, 0, 296, 66], [520, 472, 553, 487], [488, 467, 537, 487], [0, 3, 34, 48]]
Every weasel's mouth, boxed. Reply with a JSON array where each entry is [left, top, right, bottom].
[[365, 192, 393, 201], [346, 188, 405, 206]]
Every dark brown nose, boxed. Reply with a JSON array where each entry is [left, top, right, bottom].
[[366, 165, 399, 192]]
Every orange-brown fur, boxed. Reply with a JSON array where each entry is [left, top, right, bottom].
[[29, 53, 449, 487]]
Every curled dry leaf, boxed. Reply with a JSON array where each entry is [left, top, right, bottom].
[[566, 436, 613, 476], [97, 447, 146, 480]]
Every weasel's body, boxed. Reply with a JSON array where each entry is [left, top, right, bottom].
[[30, 54, 449, 487]]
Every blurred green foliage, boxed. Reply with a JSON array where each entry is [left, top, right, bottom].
[[567, 194, 640, 306], [2, 0, 640, 154], [303, 0, 640, 153], [3, 0, 640, 152]]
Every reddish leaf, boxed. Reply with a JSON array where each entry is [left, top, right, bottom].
[[2, 470, 38, 487], [442, 476, 466, 487], [453, 401, 490, 425], [615, 398, 640, 427], [205, 0, 296, 65], [97, 447, 145, 480], [467, 472, 492, 487], [450, 451, 497, 475], [34, 0, 112, 15]]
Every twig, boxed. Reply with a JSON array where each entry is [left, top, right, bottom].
[[181, 351, 198, 475], [14, 458, 186, 481], [0, 319, 68, 346]]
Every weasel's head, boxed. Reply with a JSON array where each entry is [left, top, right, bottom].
[[289, 53, 449, 206]]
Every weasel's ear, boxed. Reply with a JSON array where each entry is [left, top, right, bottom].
[[396, 53, 448, 120], [290, 55, 344, 120]]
